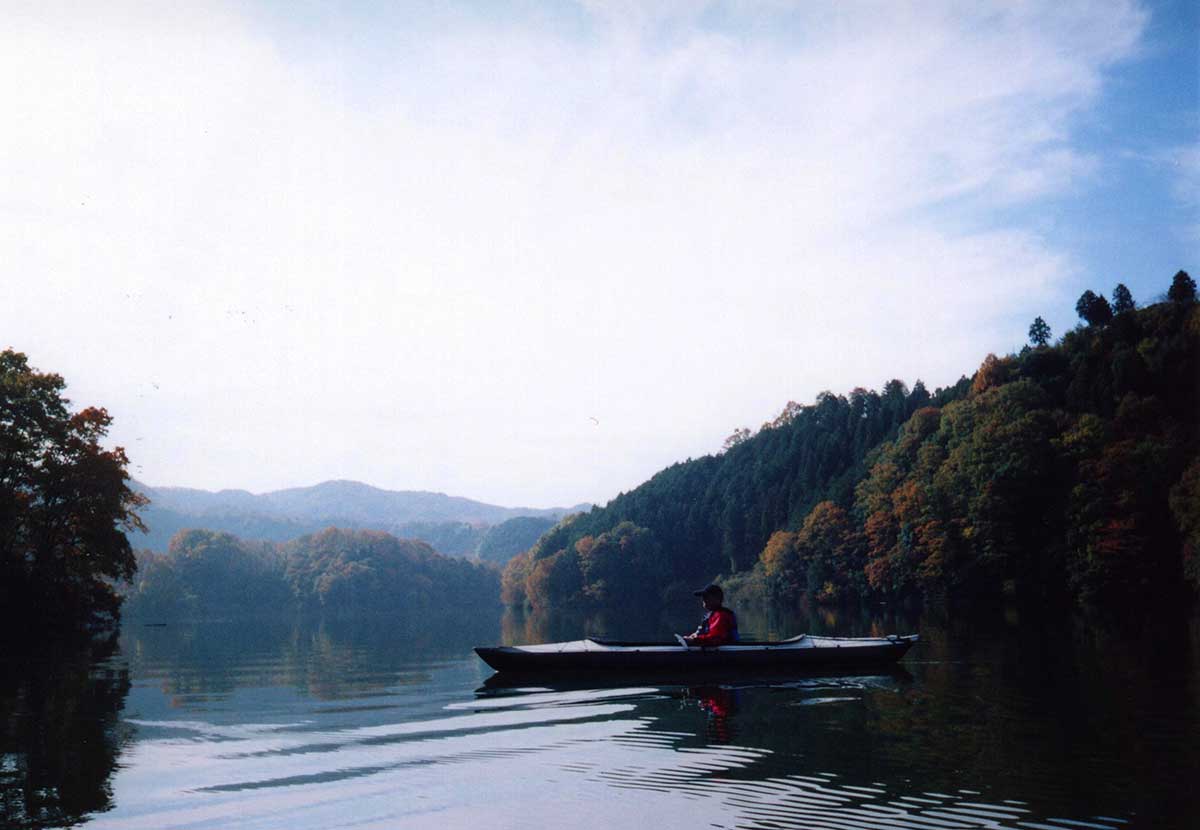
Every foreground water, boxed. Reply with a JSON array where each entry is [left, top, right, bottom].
[[3, 604, 1198, 829]]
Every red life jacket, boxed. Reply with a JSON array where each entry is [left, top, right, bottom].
[[691, 606, 738, 646]]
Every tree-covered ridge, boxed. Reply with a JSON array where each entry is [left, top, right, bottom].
[[503, 375, 963, 610], [809, 275, 1199, 609], [125, 527, 501, 620], [505, 272, 1199, 612], [0, 349, 145, 634], [476, 516, 557, 565]]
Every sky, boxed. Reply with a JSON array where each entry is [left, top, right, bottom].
[[2, 0, 1196, 508]]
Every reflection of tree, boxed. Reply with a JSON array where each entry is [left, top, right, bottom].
[[500, 605, 690, 645], [0, 640, 131, 829], [732, 597, 923, 641], [589, 609, 1194, 826], [501, 606, 610, 645], [126, 610, 503, 703], [856, 614, 1200, 825]]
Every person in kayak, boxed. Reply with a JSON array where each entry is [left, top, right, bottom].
[[682, 584, 738, 646]]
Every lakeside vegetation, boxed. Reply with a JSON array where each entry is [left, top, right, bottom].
[[505, 272, 1200, 614]]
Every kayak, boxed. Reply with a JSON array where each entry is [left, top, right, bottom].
[[474, 633, 918, 674]]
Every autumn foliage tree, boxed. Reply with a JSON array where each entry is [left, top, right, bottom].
[[504, 518, 667, 611], [0, 349, 146, 633], [763, 501, 862, 602]]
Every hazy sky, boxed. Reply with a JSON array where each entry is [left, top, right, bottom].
[[3, 1, 1196, 508]]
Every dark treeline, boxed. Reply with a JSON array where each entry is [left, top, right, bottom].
[[505, 272, 1199, 614], [125, 527, 501, 621], [0, 638, 131, 829]]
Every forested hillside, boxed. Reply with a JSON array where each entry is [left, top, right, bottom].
[[477, 516, 557, 565], [502, 378, 963, 608], [504, 272, 1199, 613], [125, 527, 500, 620]]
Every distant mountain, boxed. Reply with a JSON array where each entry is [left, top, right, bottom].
[[129, 479, 588, 555]]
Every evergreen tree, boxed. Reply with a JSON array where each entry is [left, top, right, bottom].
[[1112, 283, 1135, 314], [1168, 270, 1196, 304], [1028, 316, 1052, 347]]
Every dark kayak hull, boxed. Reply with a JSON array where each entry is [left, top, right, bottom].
[[475, 634, 917, 674]]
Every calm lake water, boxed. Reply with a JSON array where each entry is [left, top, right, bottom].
[[3, 603, 1199, 829]]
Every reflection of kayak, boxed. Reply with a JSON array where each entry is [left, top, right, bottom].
[[477, 665, 913, 692], [474, 633, 917, 674]]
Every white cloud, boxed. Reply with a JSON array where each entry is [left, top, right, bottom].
[[0, 0, 1148, 505]]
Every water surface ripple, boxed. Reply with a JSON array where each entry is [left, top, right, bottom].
[[4, 611, 1197, 829]]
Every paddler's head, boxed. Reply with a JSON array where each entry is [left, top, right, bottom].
[[694, 583, 723, 612]]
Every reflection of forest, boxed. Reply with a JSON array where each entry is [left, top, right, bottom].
[[864, 612, 1200, 825], [495, 602, 1200, 826], [123, 611, 501, 702], [4, 604, 1195, 829], [0, 640, 131, 829], [706, 611, 1197, 825]]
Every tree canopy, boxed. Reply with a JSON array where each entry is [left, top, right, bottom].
[[1112, 284, 1135, 315], [1169, 270, 1196, 304], [0, 350, 145, 633], [1076, 290, 1114, 326]]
